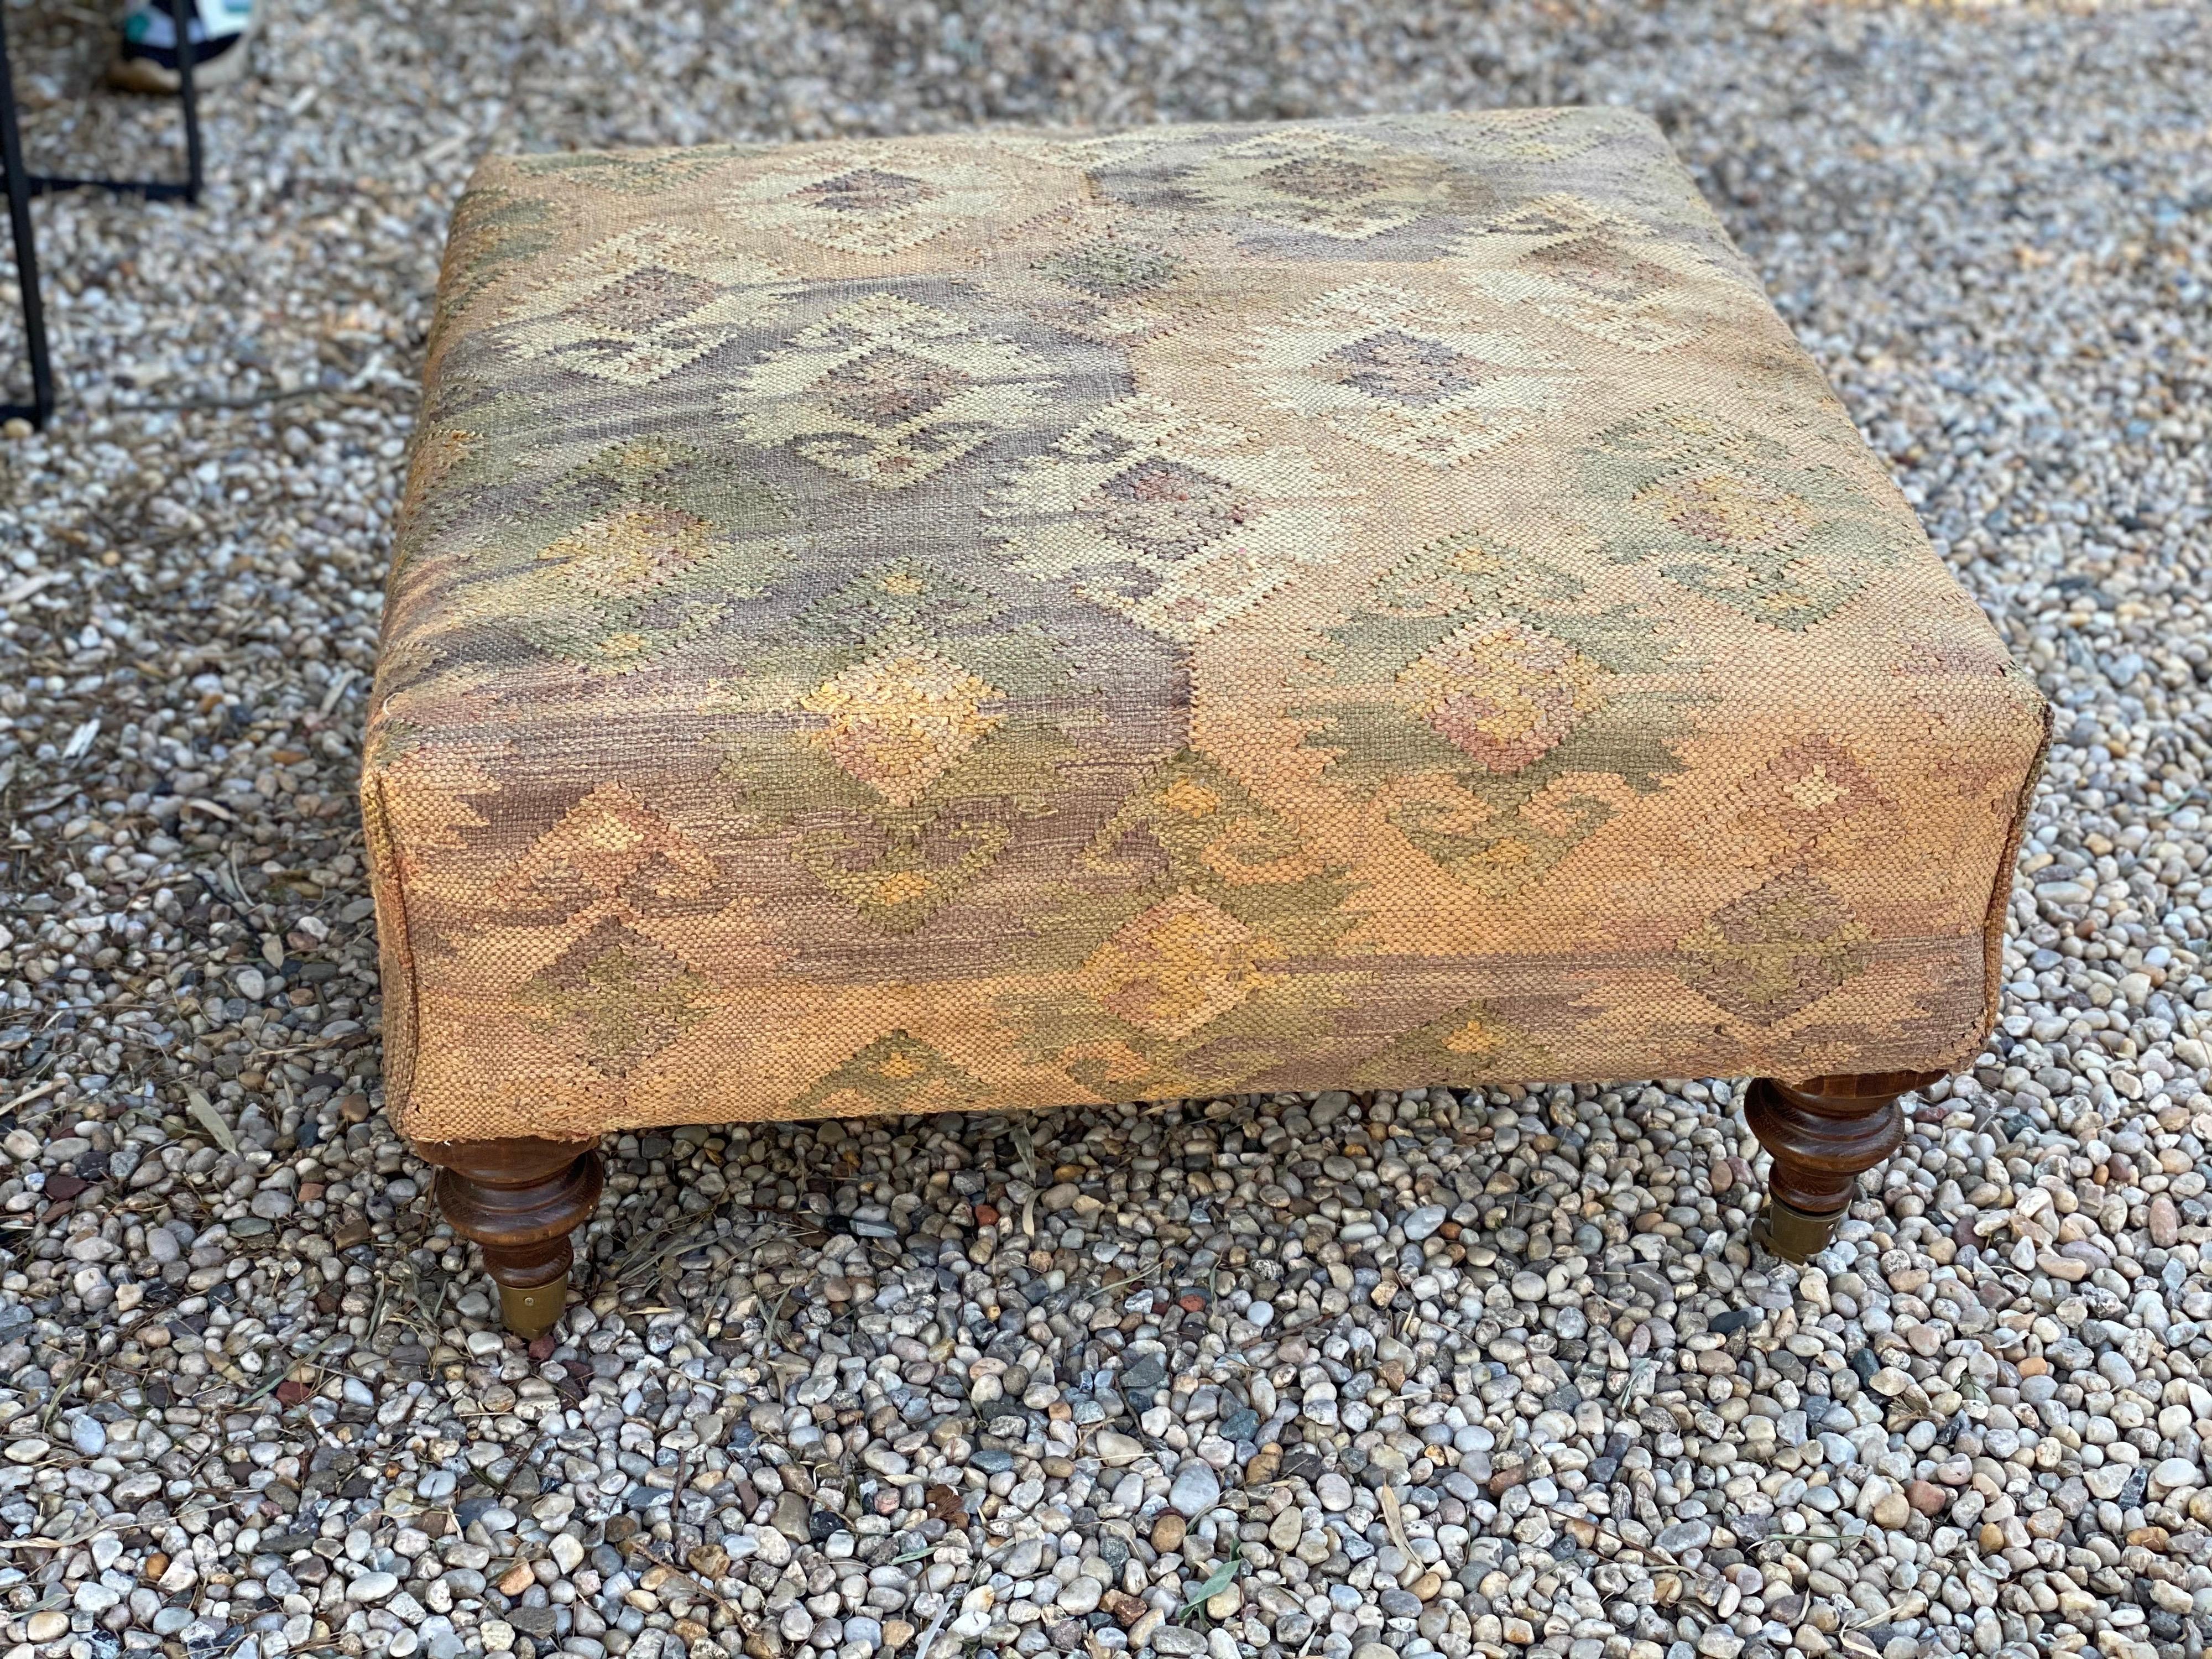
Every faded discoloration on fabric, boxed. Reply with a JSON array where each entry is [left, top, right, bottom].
[[366, 108, 2048, 1140]]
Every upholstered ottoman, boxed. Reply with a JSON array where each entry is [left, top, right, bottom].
[[366, 108, 2048, 1333]]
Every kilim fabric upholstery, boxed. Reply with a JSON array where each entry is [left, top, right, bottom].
[[366, 109, 2049, 1143]]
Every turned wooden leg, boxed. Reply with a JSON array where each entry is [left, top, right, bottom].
[[414, 1138, 604, 1338], [1745, 1071, 1942, 1261]]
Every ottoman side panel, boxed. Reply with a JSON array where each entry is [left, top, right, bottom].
[[361, 156, 589, 1143], [1976, 688, 2053, 1051], [358, 767, 420, 1125]]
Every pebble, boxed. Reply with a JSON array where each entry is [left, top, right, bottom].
[[1057, 1574, 1103, 1615], [1094, 1429, 1143, 1465], [771, 1490, 810, 1538], [2152, 1458, 2204, 1494], [1905, 1479, 1949, 1516], [1402, 1203, 1449, 1241], [0, 12, 2203, 1659], [1169, 1459, 1222, 1517], [2153, 1192, 2182, 1247]]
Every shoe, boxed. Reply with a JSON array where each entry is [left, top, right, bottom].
[[107, 0, 257, 93]]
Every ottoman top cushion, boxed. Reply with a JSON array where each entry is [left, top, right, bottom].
[[367, 109, 2047, 1139]]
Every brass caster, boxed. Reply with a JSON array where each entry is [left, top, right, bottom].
[[1752, 1196, 1844, 1264], [497, 1272, 569, 1338]]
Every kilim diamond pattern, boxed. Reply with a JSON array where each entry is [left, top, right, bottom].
[[366, 109, 2048, 1139]]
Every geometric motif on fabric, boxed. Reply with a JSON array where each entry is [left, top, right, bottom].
[[1676, 868, 1875, 1024], [1708, 737, 1901, 871], [514, 917, 714, 1078], [801, 646, 1007, 808], [715, 561, 1094, 936], [1246, 283, 1565, 467], [497, 225, 791, 385], [1002, 748, 1361, 1103], [1293, 531, 1700, 898], [465, 437, 791, 679], [1076, 123, 1506, 264], [726, 292, 1061, 490], [989, 395, 1355, 642], [488, 785, 723, 925], [1017, 234, 1190, 345], [1073, 889, 1279, 1041], [1177, 127, 1496, 243], [367, 108, 2049, 1138], [1435, 107, 1613, 166], [1349, 998, 1557, 1091], [1035, 238, 1183, 302], [790, 1032, 990, 1117], [1579, 406, 1921, 630], [1457, 194, 1735, 354], [723, 140, 1080, 258]]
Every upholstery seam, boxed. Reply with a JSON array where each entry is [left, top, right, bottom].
[[364, 770, 424, 1136], [1970, 688, 2054, 1063]]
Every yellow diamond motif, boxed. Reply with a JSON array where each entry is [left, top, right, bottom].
[[1634, 468, 1817, 554], [539, 506, 714, 598], [1396, 617, 1607, 775], [1074, 890, 1276, 1040], [870, 870, 937, 907], [1440, 1017, 1503, 1057], [800, 646, 1005, 807], [1157, 777, 1222, 819]]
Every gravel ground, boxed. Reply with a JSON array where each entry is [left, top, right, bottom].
[[2, 4, 2210, 1659]]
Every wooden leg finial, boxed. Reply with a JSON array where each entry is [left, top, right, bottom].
[[1746, 1072, 1940, 1261], [414, 1138, 604, 1338]]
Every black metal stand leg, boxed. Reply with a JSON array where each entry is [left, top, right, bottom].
[[0, 3, 54, 430], [1, 0, 205, 431], [174, 0, 202, 203]]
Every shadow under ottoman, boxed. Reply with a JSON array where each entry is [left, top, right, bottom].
[[363, 109, 2048, 1333]]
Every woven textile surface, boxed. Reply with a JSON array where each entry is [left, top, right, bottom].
[[366, 108, 2049, 1141]]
